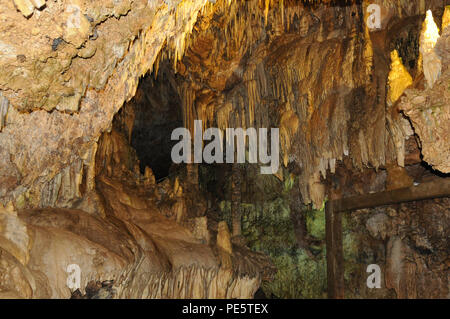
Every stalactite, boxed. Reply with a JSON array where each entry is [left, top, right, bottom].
[[180, 82, 196, 134], [264, 0, 271, 26], [279, 104, 299, 168], [217, 102, 233, 133], [84, 143, 98, 193], [39, 159, 83, 208], [168, 0, 443, 208], [362, 5, 374, 83], [244, 65, 258, 128], [195, 90, 215, 132]]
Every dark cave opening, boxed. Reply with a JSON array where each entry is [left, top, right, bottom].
[[127, 64, 184, 181]]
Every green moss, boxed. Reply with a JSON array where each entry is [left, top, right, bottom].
[[343, 232, 360, 282], [306, 207, 326, 240], [219, 195, 327, 298], [261, 250, 327, 299], [214, 165, 378, 298]]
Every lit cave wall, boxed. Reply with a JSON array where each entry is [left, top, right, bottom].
[[0, 0, 448, 299]]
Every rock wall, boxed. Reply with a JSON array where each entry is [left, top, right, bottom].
[[399, 24, 450, 173], [0, 0, 448, 299], [0, 115, 273, 298], [0, 0, 447, 209], [0, 0, 213, 207]]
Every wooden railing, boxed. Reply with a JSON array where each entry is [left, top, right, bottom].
[[325, 178, 450, 298]]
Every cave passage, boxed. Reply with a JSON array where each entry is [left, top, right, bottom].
[[128, 65, 183, 181]]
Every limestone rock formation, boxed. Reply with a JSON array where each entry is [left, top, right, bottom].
[[400, 25, 450, 173], [420, 10, 442, 89], [0, 0, 448, 300]]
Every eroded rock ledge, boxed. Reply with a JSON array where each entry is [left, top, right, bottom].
[[399, 26, 450, 173], [0, 174, 273, 298]]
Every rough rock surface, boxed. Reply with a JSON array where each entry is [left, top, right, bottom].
[[0, 205, 267, 298], [0, 0, 211, 206], [345, 197, 449, 299], [399, 25, 450, 173], [0, 92, 274, 298], [0, 134, 273, 298], [0, 0, 447, 208], [0, 0, 448, 299]]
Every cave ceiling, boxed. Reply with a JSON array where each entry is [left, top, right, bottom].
[[0, 0, 448, 208]]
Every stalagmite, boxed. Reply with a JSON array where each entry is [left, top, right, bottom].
[[217, 221, 233, 269], [388, 50, 413, 105], [144, 166, 156, 186], [443, 6, 450, 30], [420, 10, 442, 89]]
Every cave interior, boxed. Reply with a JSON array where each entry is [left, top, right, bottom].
[[0, 0, 448, 299]]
